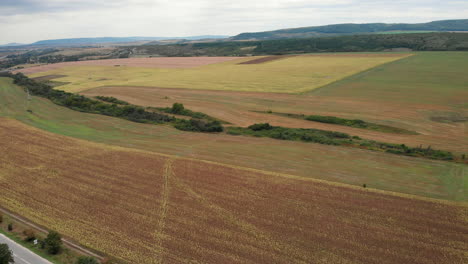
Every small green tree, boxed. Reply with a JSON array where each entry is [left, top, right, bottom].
[[75, 256, 99, 264], [171, 103, 185, 114], [7, 224, 12, 232], [0, 244, 14, 264], [0, 214, 3, 224], [44, 231, 62, 255]]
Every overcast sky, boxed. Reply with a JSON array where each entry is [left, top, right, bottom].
[[0, 0, 467, 44]]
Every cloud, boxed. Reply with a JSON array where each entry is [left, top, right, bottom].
[[0, 0, 467, 44]]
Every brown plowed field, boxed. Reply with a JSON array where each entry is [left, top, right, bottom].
[[81, 86, 468, 153], [1, 118, 467, 264], [238, 55, 293, 64], [15, 57, 241, 74]]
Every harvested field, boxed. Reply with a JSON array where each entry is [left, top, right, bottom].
[[31, 74, 67, 81], [1, 77, 466, 201], [25, 54, 408, 93], [238, 55, 293, 64], [81, 85, 468, 154], [0, 118, 466, 264], [16, 57, 241, 74]]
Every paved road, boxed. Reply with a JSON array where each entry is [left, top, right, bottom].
[[0, 234, 52, 264]]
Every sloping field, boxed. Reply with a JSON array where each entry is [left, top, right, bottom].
[[0, 118, 466, 264], [17, 57, 240, 74], [81, 84, 468, 154], [1, 77, 466, 201], [25, 54, 409, 93]]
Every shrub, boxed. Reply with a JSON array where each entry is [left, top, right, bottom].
[[7, 223, 12, 232], [0, 244, 14, 264], [75, 256, 99, 264], [23, 229, 36, 242], [171, 103, 185, 114], [248, 123, 273, 131], [0, 214, 2, 224], [174, 119, 223, 132], [44, 231, 62, 255]]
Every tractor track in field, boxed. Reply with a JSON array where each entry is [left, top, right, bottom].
[[153, 158, 174, 264]]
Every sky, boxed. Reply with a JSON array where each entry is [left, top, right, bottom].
[[0, 0, 467, 44]]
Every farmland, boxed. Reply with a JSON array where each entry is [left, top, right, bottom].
[[78, 52, 468, 154], [0, 118, 467, 264], [1, 50, 467, 264], [1, 77, 466, 201], [24, 54, 409, 93]]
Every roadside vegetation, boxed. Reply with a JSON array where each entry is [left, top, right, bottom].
[[257, 111, 418, 134], [0, 212, 102, 264], [227, 123, 456, 161]]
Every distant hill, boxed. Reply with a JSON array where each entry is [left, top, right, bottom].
[[31, 36, 228, 46], [231, 19, 468, 40], [0, 43, 26, 47]]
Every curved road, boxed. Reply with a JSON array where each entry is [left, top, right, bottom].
[[0, 234, 52, 264]]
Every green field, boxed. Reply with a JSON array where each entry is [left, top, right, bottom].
[[28, 54, 408, 93], [1, 77, 466, 201], [313, 52, 468, 108]]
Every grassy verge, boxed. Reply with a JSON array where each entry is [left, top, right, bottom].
[[256, 110, 418, 135], [227, 123, 458, 162], [0, 214, 78, 264]]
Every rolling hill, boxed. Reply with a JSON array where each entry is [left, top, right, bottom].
[[231, 19, 468, 40]]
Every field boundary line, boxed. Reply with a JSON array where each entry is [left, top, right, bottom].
[[304, 53, 415, 95], [0, 207, 104, 260]]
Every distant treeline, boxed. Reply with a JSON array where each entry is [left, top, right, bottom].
[[9, 73, 223, 132], [128, 33, 468, 56], [228, 123, 455, 161]]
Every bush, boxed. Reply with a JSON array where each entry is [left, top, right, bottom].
[[23, 229, 36, 242], [75, 256, 99, 264], [44, 231, 62, 255], [174, 119, 223, 132], [248, 123, 273, 131], [7, 223, 12, 232], [0, 244, 14, 264], [171, 103, 185, 114], [0, 214, 3, 223]]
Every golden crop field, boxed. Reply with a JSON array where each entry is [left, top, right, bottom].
[[0, 118, 466, 264], [27, 54, 410, 93]]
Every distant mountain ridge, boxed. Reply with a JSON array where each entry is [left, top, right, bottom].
[[29, 36, 228, 46], [231, 19, 468, 40]]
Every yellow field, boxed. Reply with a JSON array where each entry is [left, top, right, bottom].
[[29, 54, 410, 93]]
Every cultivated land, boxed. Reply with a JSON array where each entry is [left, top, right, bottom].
[[0, 118, 467, 264], [1, 77, 466, 201], [79, 52, 468, 154], [24, 54, 409, 93], [1, 51, 467, 264]]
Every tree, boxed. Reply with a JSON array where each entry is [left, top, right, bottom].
[[0, 214, 3, 224], [44, 231, 62, 255], [7, 224, 12, 232], [0, 244, 14, 264], [171, 103, 185, 114], [75, 256, 99, 264]]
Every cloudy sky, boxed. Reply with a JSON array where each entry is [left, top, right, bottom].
[[0, 0, 467, 44]]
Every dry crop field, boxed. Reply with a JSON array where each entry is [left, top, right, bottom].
[[0, 118, 466, 264], [23, 54, 408, 93]]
